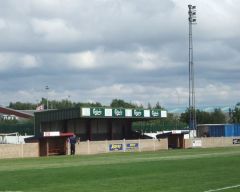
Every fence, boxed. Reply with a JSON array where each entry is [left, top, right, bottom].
[[70, 139, 168, 155], [1, 137, 240, 159], [185, 137, 240, 148], [0, 143, 39, 159]]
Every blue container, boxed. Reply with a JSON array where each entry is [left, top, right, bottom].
[[207, 124, 240, 137], [234, 124, 240, 136], [209, 125, 225, 137], [224, 124, 234, 137]]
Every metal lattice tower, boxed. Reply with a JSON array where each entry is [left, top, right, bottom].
[[188, 5, 197, 130]]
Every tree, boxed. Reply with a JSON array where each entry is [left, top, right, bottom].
[[196, 110, 211, 124], [7, 99, 105, 110], [210, 108, 226, 124], [110, 99, 137, 108], [180, 108, 227, 125], [8, 102, 37, 110], [147, 103, 152, 109], [230, 103, 240, 123], [180, 109, 189, 124], [153, 102, 162, 109]]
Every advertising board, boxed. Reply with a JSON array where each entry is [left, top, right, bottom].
[[126, 143, 139, 150], [192, 139, 202, 147], [109, 144, 123, 151], [81, 107, 167, 118], [233, 138, 240, 144]]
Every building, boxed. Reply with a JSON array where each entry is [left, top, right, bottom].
[[0, 106, 33, 121], [0, 106, 34, 135], [30, 107, 167, 156], [34, 107, 167, 140], [197, 124, 240, 137]]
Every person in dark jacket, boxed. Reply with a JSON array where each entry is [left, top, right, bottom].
[[69, 135, 78, 155]]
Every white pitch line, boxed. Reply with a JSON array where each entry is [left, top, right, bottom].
[[204, 184, 240, 192]]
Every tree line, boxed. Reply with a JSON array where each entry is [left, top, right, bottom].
[[8, 99, 163, 110], [5, 99, 240, 125]]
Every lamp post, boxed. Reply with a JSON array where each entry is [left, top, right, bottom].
[[45, 85, 49, 110], [188, 5, 197, 131]]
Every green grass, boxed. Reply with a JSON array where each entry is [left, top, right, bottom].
[[1, 147, 240, 192]]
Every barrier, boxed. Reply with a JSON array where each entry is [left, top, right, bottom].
[[185, 137, 240, 148], [72, 139, 168, 155], [2, 137, 240, 159], [0, 143, 39, 159]]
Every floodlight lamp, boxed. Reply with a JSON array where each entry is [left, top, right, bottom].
[[192, 8, 196, 11], [192, 6, 196, 9], [191, 14, 196, 19]]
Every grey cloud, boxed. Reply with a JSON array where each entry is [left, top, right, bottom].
[[0, 0, 240, 108], [0, 0, 179, 52]]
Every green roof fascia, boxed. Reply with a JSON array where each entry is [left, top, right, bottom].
[[80, 107, 167, 118], [34, 108, 81, 122]]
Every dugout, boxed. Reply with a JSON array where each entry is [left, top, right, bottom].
[[39, 132, 74, 156], [33, 107, 167, 156], [156, 130, 189, 149], [25, 132, 74, 156]]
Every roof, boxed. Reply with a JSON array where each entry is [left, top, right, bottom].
[[156, 130, 189, 138], [24, 132, 74, 142], [43, 132, 74, 137], [0, 106, 33, 119], [18, 110, 36, 116], [34, 107, 167, 122]]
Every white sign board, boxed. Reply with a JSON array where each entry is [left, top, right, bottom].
[[161, 111, 167, 118], [192, 139, 202, 147], [105, 109, 112, 117], [125, 109, 132, 117], [81, 108, 91, 116], [144, 110, 150, 117], [44, 131, 60, 137], [172, 130, 182, 134]]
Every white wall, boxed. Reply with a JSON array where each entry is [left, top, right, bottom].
[[0, 135, 34, 144]]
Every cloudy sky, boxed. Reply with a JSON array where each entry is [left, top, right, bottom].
[[0, 0, 239, 109]]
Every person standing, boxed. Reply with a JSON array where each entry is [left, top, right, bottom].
[[69, 135, 78, 155]]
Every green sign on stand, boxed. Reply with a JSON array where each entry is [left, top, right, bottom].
[[113, 108, 125, 117], [81, 107, 166, 118], [132, 109, 144, 117], [151, 110, 161, 117], [90, 108, 105, 117]]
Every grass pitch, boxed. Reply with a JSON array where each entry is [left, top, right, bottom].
[[0, 147, 240, 192]]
